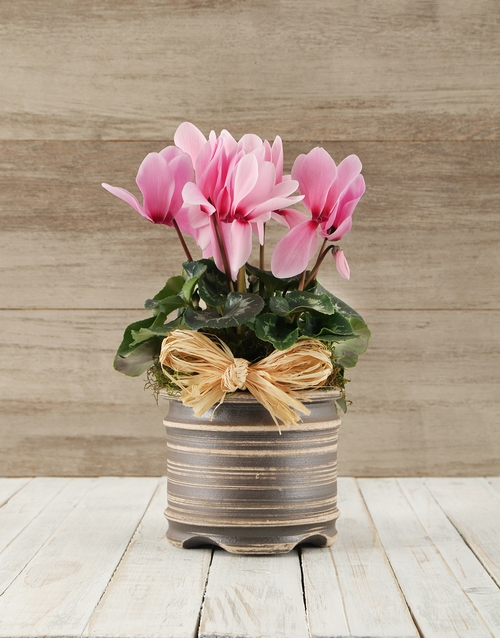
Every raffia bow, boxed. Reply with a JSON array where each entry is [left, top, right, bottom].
[[159, 329, 334, 427]]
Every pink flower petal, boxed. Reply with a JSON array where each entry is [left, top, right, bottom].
[[295, 148, 337, 215], [188, 205, 211, 230], [236, 161, 276, 214], [101, 183, 148, 219], [334, 249, 350, 280], [326, 215, 352, 241], [168, 153, 195, 214], [250, 194, 303, 219], [271, 208, 307, 229], [271, 136, 283, 183], [233, 153, 259, 209], [159, 145, 183, 162], [324, 154, 362, 213], [228, 219, 253, 280], [238, 133, 263, 153], [271, 179, 299, 198], [174, 122, 207, 165], [174, 207, 198, 239], [271, 220, 319, 278], [136, 153, 175, 224], [182, 182, 215, 214], [291, 153, 306, 184]]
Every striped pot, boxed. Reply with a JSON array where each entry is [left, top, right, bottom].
[[163, 389, 341, 554]]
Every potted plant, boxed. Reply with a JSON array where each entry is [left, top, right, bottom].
[[103, 122, 370, 554]]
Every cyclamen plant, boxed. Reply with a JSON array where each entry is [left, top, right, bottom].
[[104, 122, 370, 413]]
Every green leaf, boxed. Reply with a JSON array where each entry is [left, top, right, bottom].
[[130, 316, 183, 345], [269, 290, 335, 317], [144, 294, 187, 316], [181, 261, 208, 302], [245, 263, 300, 295], [143, 276, 187, 315], [197, 259, 230, 306], [113, 339, 160, 377], [182, 260, 208, 280], [254, 313, 300, 350], [300, 310, 356, 342], [314, 282, 365, 321], [332, 317, 371, 368], [336, 397, 348, 413], [116, 316, 157, 357], [184, 292, 265, 329], [151, 276, 185, 301]]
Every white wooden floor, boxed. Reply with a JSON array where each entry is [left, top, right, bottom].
[[0, 478, 499, 638]]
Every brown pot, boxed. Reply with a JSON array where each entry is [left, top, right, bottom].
[[163, 389, 341, 554]]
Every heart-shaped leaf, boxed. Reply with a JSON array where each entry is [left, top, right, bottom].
[[300, 311, 356, 342], [131, 316, 184, 345], [113, 338, 161, 377], [197, 259, 230, 307], [245, 264, 301, 295], [254, 313, 300, 350], [116, 316, 157, 357], [331, 317, 371, 368], [269, 290, 335, 317], [184, 292, 264, 329], [314, 282, 365, 321]]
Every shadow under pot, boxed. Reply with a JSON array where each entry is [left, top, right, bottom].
[[163, 389, 341, 555]]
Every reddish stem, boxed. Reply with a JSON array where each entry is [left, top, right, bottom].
[[172, 219, 193, 262]]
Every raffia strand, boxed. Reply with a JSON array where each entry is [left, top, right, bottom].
[[159, 330, 334, 427]]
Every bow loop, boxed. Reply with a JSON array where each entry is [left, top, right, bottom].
[[159, 330, 333, 427]]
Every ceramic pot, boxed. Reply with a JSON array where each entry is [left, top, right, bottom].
[[163, 389, 341, 554]]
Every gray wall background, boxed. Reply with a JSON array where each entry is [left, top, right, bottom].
[[1, 0, 499, 475]]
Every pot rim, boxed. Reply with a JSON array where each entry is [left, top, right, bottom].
[[159, 386, 342, 403]]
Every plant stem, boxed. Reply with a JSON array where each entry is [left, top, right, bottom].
[[237, 265, 246, 293], [304, 244, 335, 288], [259, 224, 266, 297], [172, 219, 193, 261], [212, 216, 234, 292], [298, 270, 306, 291], [259, 224, 266, 270]]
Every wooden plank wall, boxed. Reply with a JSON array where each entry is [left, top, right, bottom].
[[0, 0, 499, 476]]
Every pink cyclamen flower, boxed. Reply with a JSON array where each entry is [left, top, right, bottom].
[[102, 146, 195, 234], [333, 248, 350, 280], [271, 147, 365, 279], [175, 122, 303, 280]]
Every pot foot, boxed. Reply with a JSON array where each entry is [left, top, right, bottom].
[[166, 520, 338, 554]]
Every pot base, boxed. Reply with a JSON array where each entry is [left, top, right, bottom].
[[166, 518, 338, 554]]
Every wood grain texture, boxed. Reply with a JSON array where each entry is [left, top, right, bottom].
[[1, 1, 499, 141], [302, 477, 418, 638], [0, 478, 94, 595], [85, 478, 213, 638], [0, 477, 159, 637], [359, 478, 496, 637], [1, 308, 499, 476], [398, 478, 500, 635], [1, 0, 499, 478], [1, 140, 499, 310], [0, 478, 31, 506], [199, 550, 309, 638], [425, 478, 500, 587]]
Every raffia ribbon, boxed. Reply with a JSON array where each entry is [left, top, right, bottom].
[[159, 330, 333, 427]]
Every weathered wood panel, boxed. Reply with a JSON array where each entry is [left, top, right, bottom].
[[85, 478, 213, 638], [1, 140, 498, 310], [302, 477, 418, 638], [359, 478, 496, 637], [1, 1, 499, 140], [1, 309, 498, 475], [0, 477, 159, 636], [199, 551, 309, 638]]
